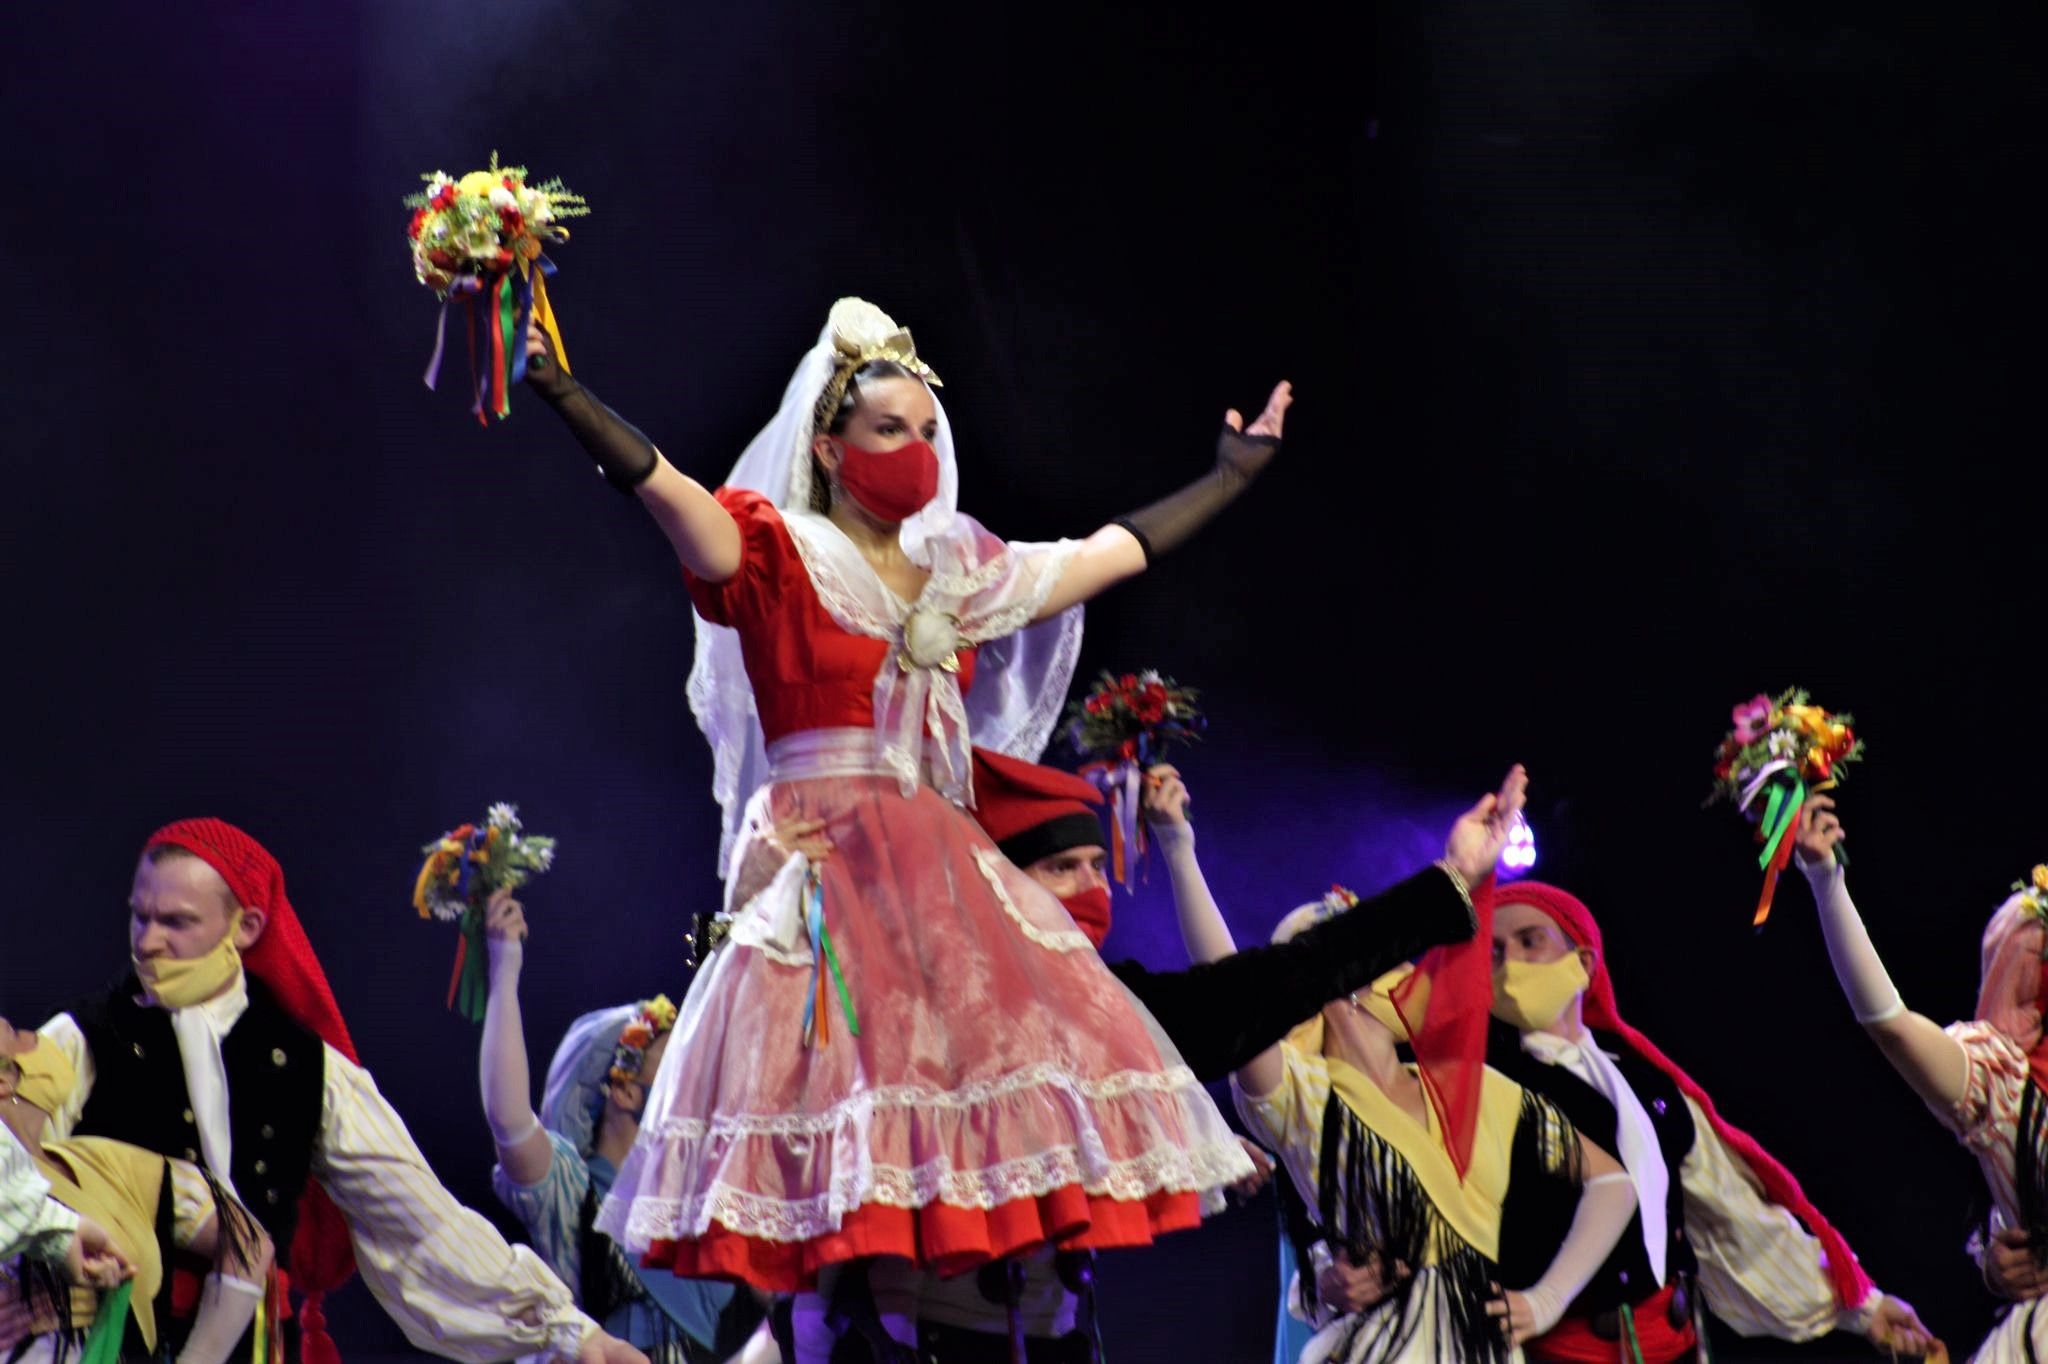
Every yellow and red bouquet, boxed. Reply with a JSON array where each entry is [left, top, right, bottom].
[[1708, 688, 1862, 929], [405, 154, 588, 425]]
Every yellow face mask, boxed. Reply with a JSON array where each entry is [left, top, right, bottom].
[[1492, 952, 1591, 1032], [134, 912, 244, 1009], [7, 1037, 79, 1116]]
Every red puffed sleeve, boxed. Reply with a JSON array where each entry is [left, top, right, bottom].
[[685, 488, 798, 628]]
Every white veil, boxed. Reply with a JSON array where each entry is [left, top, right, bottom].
[[686, 300, 1083, 869]]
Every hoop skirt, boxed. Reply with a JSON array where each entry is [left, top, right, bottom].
[[597, 490, 1251, 1292]]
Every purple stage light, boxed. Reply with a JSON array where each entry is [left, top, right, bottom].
[[1499, 814, 1536, 879]]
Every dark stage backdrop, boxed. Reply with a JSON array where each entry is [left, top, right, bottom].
[[3, 3, 2040, 1359]]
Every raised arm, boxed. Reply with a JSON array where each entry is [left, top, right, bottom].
[[1031, 382, 1291, 620], [1142, 765, 1238, 964], [480, 889, 555, 1187], [1796, 796, 1969, 1111], [524, 322, 741, 581], [1230, 766, 1526, 1102]]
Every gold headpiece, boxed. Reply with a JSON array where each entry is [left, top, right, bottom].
[[810, 297, 943, 437]]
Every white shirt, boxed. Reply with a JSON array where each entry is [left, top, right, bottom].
[[0, 1127, 76, 1264], [1516, 1028, 1880, 1341], [32, 980, 598, 1364]]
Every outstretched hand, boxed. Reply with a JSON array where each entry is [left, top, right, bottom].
[[1218, 381, 1291, 481], [1865, 1293, 1938, 1357], [1794, 793, 1845, 870], [1443, 765, 1529, 887]]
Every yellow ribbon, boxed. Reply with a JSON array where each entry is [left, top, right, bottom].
[[523, 257, 571, 375]]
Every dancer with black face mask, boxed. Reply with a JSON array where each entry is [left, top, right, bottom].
[[521, 298, 1287, 1362]]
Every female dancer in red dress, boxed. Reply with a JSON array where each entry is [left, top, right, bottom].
[[524, 299, 1290, 1357]]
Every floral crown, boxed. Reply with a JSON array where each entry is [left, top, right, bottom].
[[2013, 867, 2048, 923], [809, 298, 943, 438], [1317, 885, 1361, 918], [608, 995, 679, 1088]]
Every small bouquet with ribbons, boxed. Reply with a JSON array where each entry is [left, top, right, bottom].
[[406, 153, 587, 424], [1708, 688, 1862, 929], [413, 803, 558, 1020], [1062, 669, 1204, 887]]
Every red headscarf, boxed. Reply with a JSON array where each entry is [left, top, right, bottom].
[[1496, 880, 1873, 1312], [142, 818, 356, 1364]]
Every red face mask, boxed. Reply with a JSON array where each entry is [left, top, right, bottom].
[[1061, 887, 1113, 950], [831, 436, 940, 523]]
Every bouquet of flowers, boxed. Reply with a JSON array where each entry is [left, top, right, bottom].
[[1063, 669, 1204, 887], [405, 153, 588, 425], [413, 803, 558, 1021], [1708, 688, 1862, 929]]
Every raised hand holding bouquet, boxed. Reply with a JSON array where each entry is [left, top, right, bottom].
[[413, 803, 558, 1020], [1063, 669, 1203, 886], [1708, 688, 1862, 929], [405, 154, 588, 424]]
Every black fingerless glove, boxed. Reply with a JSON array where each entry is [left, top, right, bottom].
[[1113, 426, 1280, 563]]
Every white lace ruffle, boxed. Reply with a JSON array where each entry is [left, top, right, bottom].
[[607, 1121, 1251, 1245], [972, 847, 1095, 953]]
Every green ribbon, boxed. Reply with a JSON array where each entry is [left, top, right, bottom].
[[1618, 1300, 1646, 1364], [819, 919, 860, 1038], [1756, 775, 1805, 871], [78, 1280, 133, 1364], [496, 274, 518, 419]]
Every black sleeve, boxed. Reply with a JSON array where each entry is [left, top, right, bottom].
[[1106, 866, 1476, 1083]]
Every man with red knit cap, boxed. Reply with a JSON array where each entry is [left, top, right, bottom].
[[970, 749, 1483, 1079], [0, 819, 648, 1364], [1486, 880, 1931, 1362]]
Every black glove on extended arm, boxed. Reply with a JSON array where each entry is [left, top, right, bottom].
[[526, 347, 659, 495], [1108, 866, 1476, 1083], [1112, 425, 1279, 563]]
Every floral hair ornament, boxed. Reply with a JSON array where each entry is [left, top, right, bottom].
[[809, 298, 943, 438], [607, 994, 679, 1088], [412, 803, 558, 1022], [406, 153, 589, 425], [1707, 688, 1862, 930], [2012, 866, 2048, 925], [1063, 669, 1205, 888]]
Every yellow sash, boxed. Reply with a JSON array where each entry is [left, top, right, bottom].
[[1301, 1037, 1529, 1262], [36, 1138, 168, 1349]]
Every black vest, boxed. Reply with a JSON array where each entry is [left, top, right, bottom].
[[67, 973, 326, 1253], [1490, 1020, 1698, 1315]]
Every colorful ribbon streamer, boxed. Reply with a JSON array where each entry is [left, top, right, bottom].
[[1748, 775, 1804, 929], [1079, 760, 1147, 889], [418, 255, 565, 427], [800, 868, 859, 1048]]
